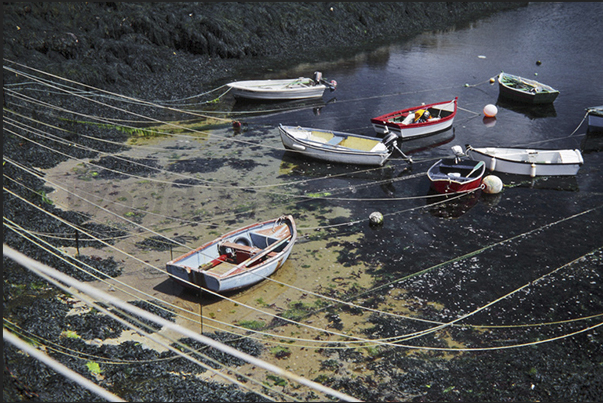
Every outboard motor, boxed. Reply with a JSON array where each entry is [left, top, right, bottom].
[[451, 145, 465, 157], [313, 71, 323, 84], [381, 132, 399, 152], [382, 132, 413, 164], [314, 71, 337, 91], [451, 145, 466, 164]]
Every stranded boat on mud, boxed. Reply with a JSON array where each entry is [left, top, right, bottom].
[[167, 216, 297, 293]]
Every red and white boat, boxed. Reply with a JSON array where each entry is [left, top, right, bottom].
[[427, 158, 486, 194], [371, 97, 457, 139]]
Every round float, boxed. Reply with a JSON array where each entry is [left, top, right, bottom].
[[369, 212, 384, 226], [482, 175, 503, 194], [483, 104, 498, 118]]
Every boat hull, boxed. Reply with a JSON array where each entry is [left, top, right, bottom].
[[497, 72, 559, 104], [279, 124, 392, 166], [587, 105, 603, 133], [427, 158, 485, 194], [371, 98, 457, 139], [227, 78, 327, 100], [465, 146, 583, 177], [166, 216, 297, 293]]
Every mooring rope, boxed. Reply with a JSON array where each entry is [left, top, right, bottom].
[[3, 61, 600, 356], [3, 249, 292, 402], [4, 244, 363, 402], [4, 329, 127, 402]]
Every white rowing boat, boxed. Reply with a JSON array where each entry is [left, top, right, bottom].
[[464, 145, 583, 177], [278, 124, 397, 166], [227, 71, 336, 100]]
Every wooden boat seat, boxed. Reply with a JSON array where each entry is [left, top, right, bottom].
[[251, 224, 290, 242], [338, 136, 379, 151], [218, 241, 278, 265], [219, 241, 262, 255], [310, 130, 334, 143], [326, 136, 344, 145]]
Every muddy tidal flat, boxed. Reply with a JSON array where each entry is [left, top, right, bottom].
[[4, 2, 602, 402]]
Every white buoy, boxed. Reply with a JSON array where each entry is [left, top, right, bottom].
[[369, 212, 384, 226], [483, 104, 498, 118], [482, 175, 503, 194]]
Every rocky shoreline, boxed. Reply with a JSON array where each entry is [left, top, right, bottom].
[[4, 2, 527, 98]]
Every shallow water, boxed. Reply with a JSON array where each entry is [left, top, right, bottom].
[[217, 1, 603, 289], [38, 2, 603, 399]]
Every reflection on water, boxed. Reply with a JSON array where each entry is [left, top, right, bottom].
[[495, 172, 580, 192], [398, 128, 456, 155], [424, 188, 481, 219], [496, 95, 557, 119], [230, 96, 334, 116], [582, 130, 603, 153]]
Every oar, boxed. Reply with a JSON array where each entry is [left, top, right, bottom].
[[467, 161, 484, 177], [242, 235, 292, 268]]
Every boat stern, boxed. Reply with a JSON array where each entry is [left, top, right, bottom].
[[166, 263, 207, 290]]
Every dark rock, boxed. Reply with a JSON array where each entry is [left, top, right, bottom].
[[3, 2, 527, 99]]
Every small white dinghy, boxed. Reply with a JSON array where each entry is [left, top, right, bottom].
[[464, 145, 583, 177], [227, 71, 336, 100]]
